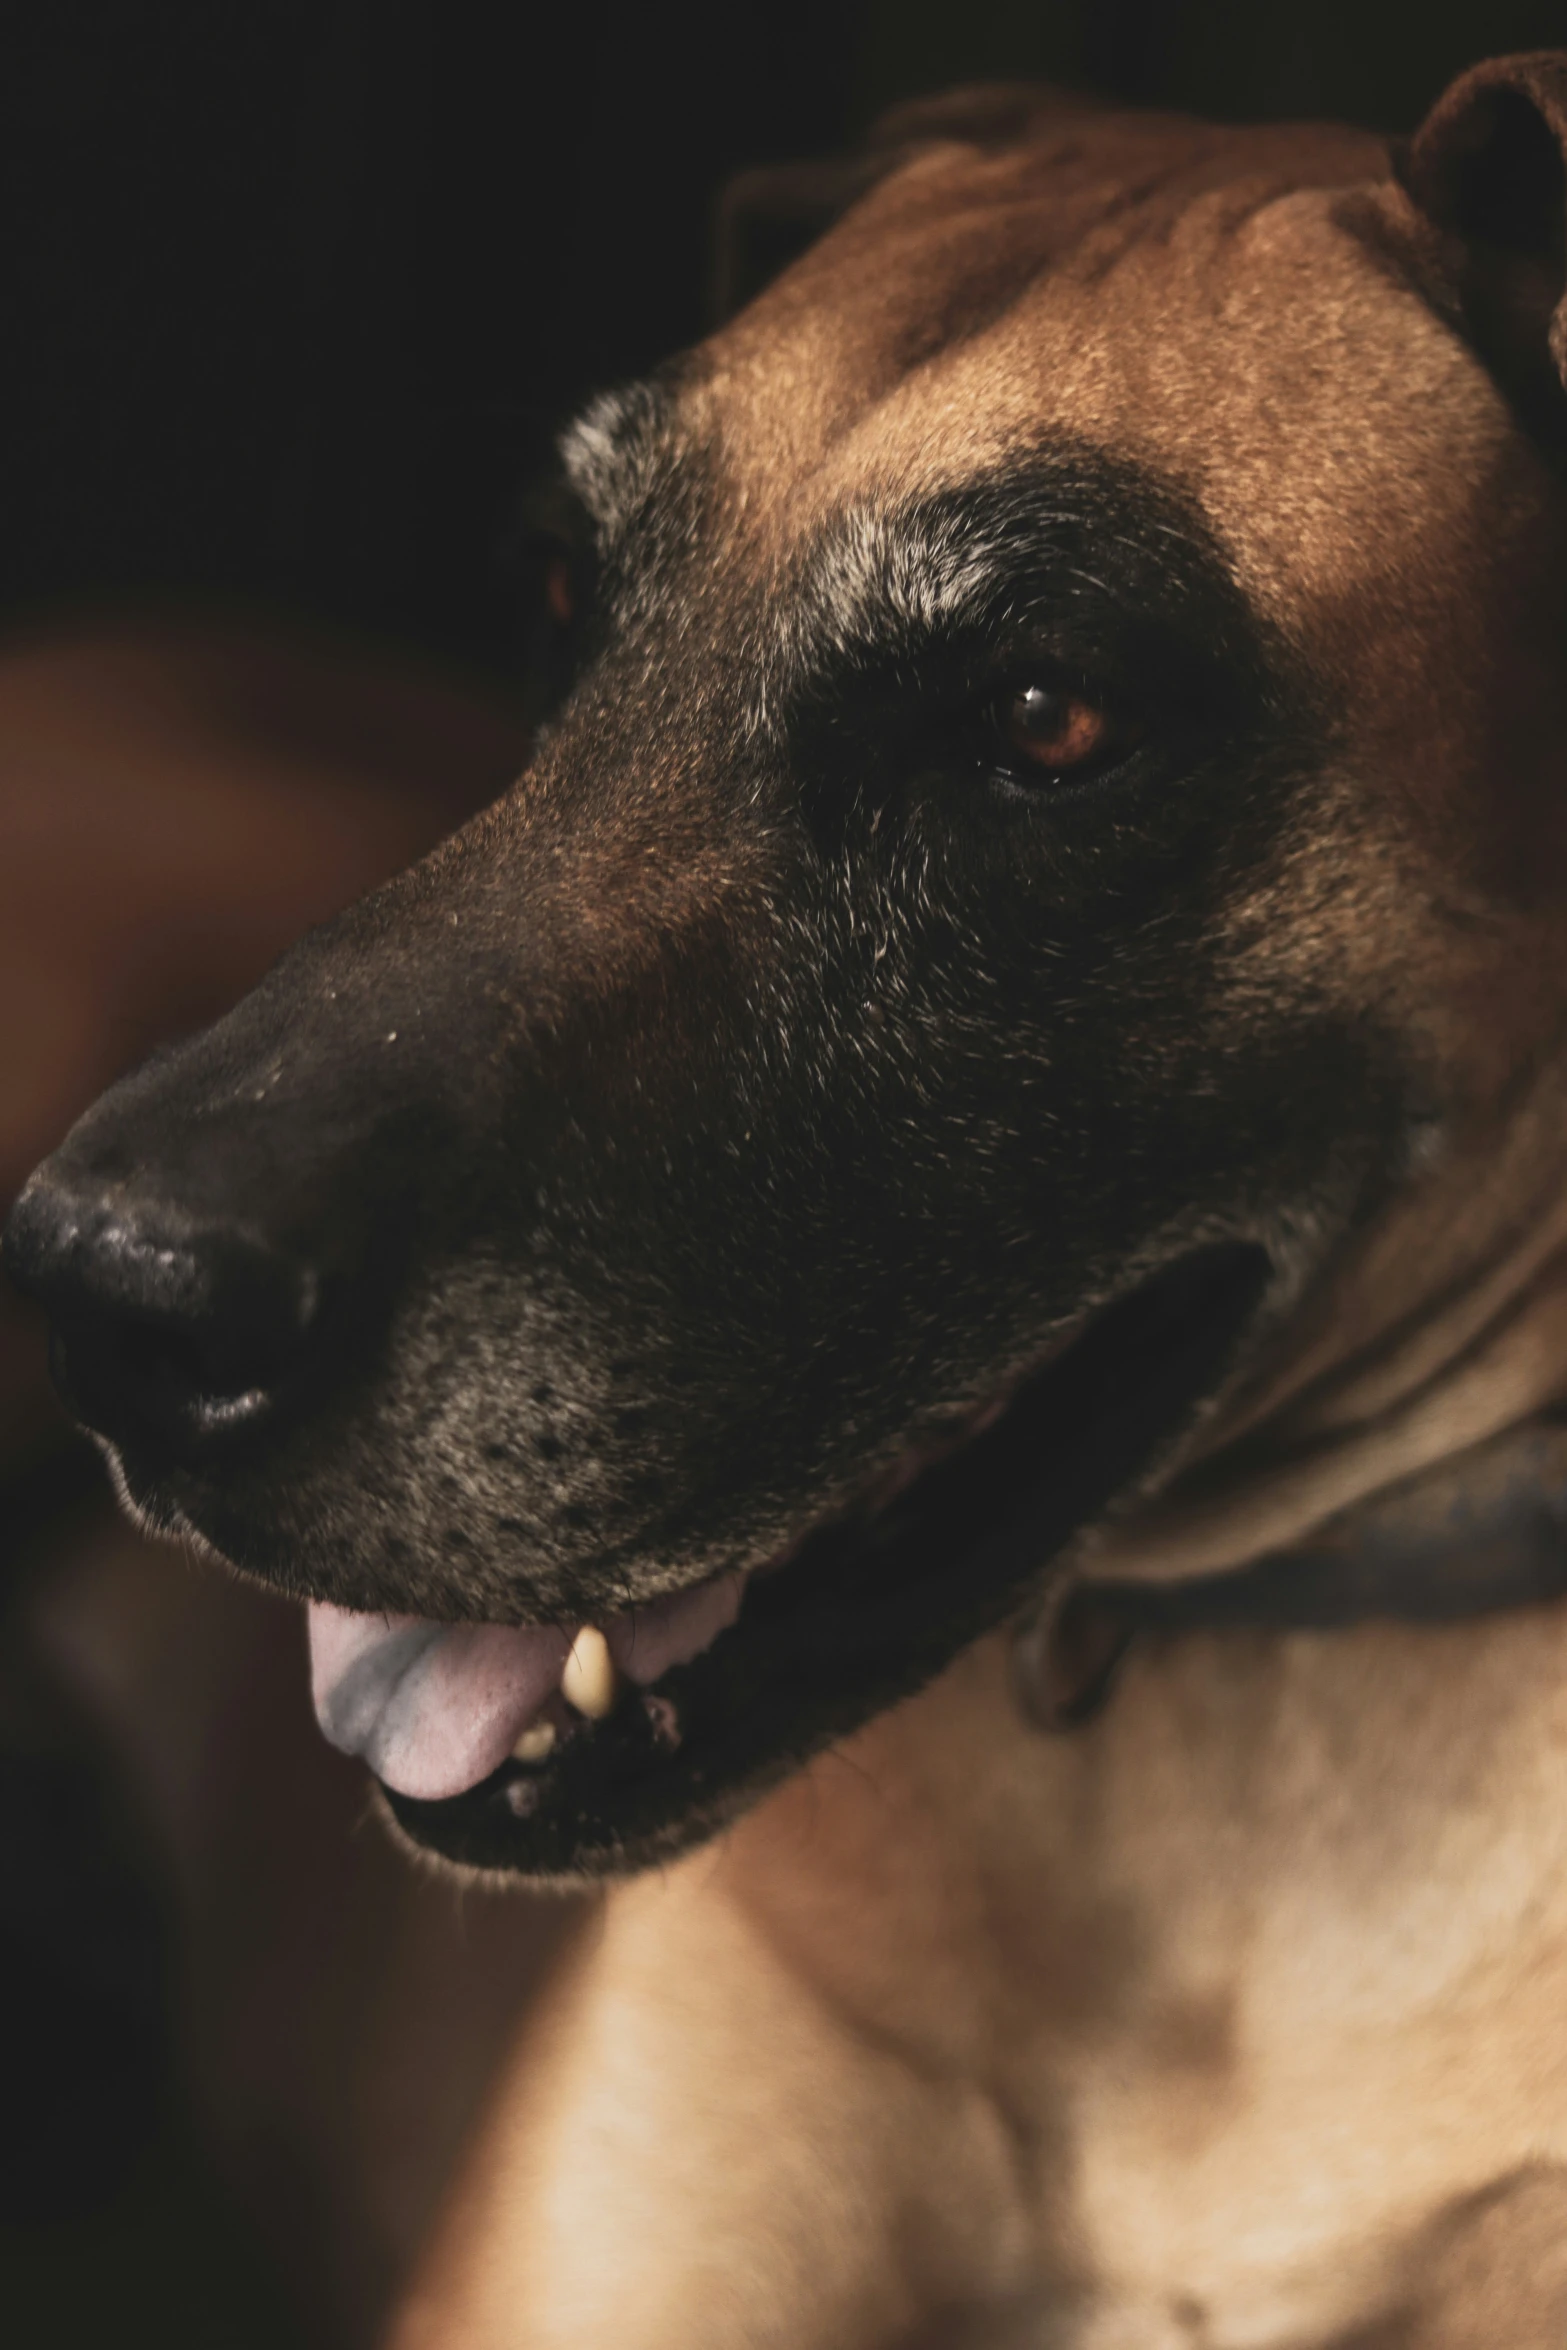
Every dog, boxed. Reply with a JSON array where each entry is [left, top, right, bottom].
[[12, 48, 1567, 2346]]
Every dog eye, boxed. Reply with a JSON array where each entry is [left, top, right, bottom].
[[991, 683, 1135, 780]]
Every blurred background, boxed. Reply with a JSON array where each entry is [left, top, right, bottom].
[[4, 2, 1567, 2343]]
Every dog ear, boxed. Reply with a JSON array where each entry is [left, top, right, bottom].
[[1399, 53, 1567, 438], [711, 84, 1100, 323]]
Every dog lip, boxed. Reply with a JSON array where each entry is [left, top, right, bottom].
[[324, 1399, 1021, 1806], [310, 1405, 1022, 1807], [307, 1567, 748, 1803], [362, 1345, 1105, 1805]]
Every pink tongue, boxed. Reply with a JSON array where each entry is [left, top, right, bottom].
[[306, 1570, 745, 1803]]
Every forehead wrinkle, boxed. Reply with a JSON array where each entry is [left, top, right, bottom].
[[701, 127, 1383, 503]]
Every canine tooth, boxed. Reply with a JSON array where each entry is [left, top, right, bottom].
[[562, 1625, 618, 1719], [512, 1720, 557, 1763]]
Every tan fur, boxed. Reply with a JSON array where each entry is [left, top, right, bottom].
[[392, 1598, 1567, 2346]]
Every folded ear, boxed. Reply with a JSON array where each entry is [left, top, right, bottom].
[[1399, 53, 1567, 437], [711, 84, 1101, 322]]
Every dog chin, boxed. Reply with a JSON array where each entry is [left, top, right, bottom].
[[361, 1240, 1270, 1882]]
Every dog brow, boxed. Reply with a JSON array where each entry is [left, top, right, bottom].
[[797, 499, 1038, 650], [751, 455, 1224, 736], [558, 379, 683, 551]]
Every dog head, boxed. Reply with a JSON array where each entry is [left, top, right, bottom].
[[11, 58, 1567, 1875]]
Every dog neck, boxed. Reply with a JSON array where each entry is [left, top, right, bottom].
[[1084, 1065, 1567, 1591]]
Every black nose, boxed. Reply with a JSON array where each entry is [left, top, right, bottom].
[[3, 1175, 325, 1460]]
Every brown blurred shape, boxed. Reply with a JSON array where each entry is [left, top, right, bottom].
[[0, 621, 584, 2347]]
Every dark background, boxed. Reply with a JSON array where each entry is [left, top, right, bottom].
[[8, 0, 1567, 678]]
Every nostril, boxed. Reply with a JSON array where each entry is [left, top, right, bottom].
[[48, 1309, 282, 1450], [4, 1177, 326, 1458]]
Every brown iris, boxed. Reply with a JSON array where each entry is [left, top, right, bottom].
[[997, 683, 1117, 776]]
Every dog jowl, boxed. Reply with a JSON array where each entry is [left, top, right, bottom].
[[10, 60, 1567, 1874]]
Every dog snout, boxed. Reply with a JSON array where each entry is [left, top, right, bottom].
[[4, 1170, 329, 1460]]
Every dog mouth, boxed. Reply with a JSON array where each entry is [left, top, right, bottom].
[[336, 1240, 1268, 1877], [307, 1570, 748, 1804]]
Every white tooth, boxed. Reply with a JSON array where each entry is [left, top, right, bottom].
[[562, 1625, 618, 1719], [511, 1720, 557, 1763]]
